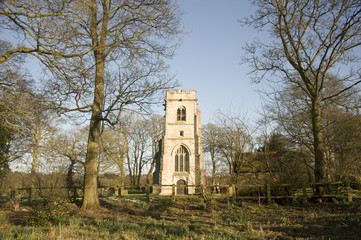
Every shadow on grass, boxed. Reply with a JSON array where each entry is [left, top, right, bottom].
[[269, 215, 361, 239]]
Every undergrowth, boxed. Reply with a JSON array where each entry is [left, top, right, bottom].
[[0, 198, 360, 239], [27, 193, 78, 227]]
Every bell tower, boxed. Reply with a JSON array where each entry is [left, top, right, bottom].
[[153, 89, 204, 195]]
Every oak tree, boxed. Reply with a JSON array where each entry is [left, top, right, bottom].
[[1, 0, 182, 209], [202, 123, 222, 186], [243, 0, 361, 192]]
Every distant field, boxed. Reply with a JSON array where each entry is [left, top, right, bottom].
[[0, 198, 360, 239]]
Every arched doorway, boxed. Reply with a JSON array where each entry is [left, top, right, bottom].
[[176, 179, 187, 195]]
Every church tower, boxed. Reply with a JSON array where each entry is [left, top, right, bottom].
[[153, 89, 204, 195]]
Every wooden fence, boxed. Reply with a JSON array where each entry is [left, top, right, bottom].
[[1, 181, 360, 205]]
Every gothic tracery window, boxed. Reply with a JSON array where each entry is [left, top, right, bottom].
[[175, 145, 189, 172], [177, 107, 186, 121]]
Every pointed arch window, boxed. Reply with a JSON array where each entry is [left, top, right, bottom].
[[177, 107, 186, 121], [175, 146, 189, 172]]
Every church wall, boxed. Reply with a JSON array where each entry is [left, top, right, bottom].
[[153, 89, 204, 195]]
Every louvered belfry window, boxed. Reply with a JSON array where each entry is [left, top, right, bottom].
[[177, 107, 186, 121]]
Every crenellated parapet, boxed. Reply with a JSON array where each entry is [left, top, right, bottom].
[[166, 89, 197, 101], [166, 89, 196, 94]]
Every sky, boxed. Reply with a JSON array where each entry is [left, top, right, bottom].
[[2, 0, 265, 125], [164, 0, 264, 124]]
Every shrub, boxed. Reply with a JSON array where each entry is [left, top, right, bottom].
[[138, 201, 148, 209], [28, 194, 78, 227], [199, 202, 207, 210], [280, 216, 290, 224], [235, 212, 247, 224], [167, 207, 177, 216]]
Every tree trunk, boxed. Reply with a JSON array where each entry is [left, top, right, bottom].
[[82, 140, 100, 209], [211, 150, 216, 186], [81, 66, 105, 209], [118, 136, 128, 187], [81, 57, 105, 209], [0, 141, 10, 187], [137, 165, 142, 187], [147, 161, 155, 184], [81, 50, 105, 210], [127, 152, 133, 185], [311, 96, 327, 194], [31, 141, 39, 188], [81, 0, 109, 210], [31, 147, 38, 176], [66, 157, 75, 189], [119, 155, 125, 187], [147, 139, 158, 184], [82, 53, 106, 208]]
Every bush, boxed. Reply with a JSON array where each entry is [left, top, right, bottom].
[[28, 194, 78, 227], [199, 202, 207, 210]]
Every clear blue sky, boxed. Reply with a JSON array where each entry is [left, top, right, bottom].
[[165, 0, 264, 124], [3, 0, 264, 125]]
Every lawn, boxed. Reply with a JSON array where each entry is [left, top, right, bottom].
[[0, 198, 360, 239]]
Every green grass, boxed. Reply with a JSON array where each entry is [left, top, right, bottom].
[[0, 219, 257, 239], [0, 198, 360, 239]]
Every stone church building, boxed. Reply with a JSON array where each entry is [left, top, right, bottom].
[[153, 89, 205, 195]]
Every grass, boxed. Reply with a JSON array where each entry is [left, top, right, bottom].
[[0, 198, 360, 239]]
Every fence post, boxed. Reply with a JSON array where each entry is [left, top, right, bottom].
[[113, 186, 118, 198], [73, 186, 78, 202], [346, 182, 353, 202], [225, 185, 230, 205], [232, 184, 236, 204], [146, 184, 150, 202], [10, 189, 16, 201], [199, 184, 203, 202], [172, 184, 175, 202], [118, 187, 123, 202], [266, 184, 271, 205], [28, 187, 33, 203], [302, 184, 307, 204]]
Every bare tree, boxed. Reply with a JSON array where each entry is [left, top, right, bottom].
[[100, 113, 163, 187], [265, 75, 360, 182], [1, 44, 58, 185], [145, 114, 164, 185], [329, 112, 361, 182], [22, 99, 58, 179], [242, 0, 361, 192], [215, 112, 254, 184], [0, 113, 11, 186], [202, 123, 221, 186], [126, 117, 151, 187], [1, 0, 182, 209], [0, 41, 33, 184], [100, 125, 126, 185], [51, 127, 87, 188]]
